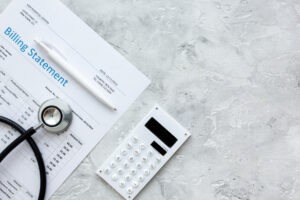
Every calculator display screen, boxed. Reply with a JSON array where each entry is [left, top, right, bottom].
[[145, 118, 178, 148], [151, 141, 167, 156]]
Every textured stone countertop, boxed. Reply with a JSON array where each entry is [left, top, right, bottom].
[[1, 0, 300, 199]]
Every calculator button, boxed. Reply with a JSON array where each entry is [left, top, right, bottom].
[[138, 176, 144, 182], [131, 136, 138, 144], [128, 156, 134, 163], [133, 150, 140, 156], [142, 157, 147, 163], [125, 175, 131, 182], [156, 157, 161, 163], [150, 163, 156, 170], [110, 162, 116, 168], [111, 174, 118, 181], [127, 187, 133, 194], [148, 151, 153, 157], [132, 181, 139, 188], [119, 181, 126, 188], [123, 162, 129, 169], [121, 149, 127, 156], [115, 155, 122, 162], [127, 143, 133, 150], [144, 170, 150, 176], [130, 169, 137, 175], [136, 163, 142, 169], [117, 169, 124, 175], [104, 168, 110, 174], [140, 144, 146, 150]]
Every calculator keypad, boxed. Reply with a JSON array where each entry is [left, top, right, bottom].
[[99, 135, 162, 199]]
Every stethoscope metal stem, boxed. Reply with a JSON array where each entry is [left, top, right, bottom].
[[34, 123, 44, 131]]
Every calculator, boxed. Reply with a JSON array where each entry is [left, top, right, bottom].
[[97, 105, 191, 200]]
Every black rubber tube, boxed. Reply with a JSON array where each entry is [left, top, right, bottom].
[[0, 116, 46, 200], [0, 127, 36, 162]]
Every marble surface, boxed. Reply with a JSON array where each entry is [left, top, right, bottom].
[[2, 0, 300, 199]]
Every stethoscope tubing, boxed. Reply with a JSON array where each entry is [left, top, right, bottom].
[[0, 126, 36, 162], [0, 116, 46, 200]]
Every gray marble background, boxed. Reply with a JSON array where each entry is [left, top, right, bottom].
[[1, 0, 300, 199]]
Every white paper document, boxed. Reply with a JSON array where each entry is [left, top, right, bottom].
[[0, 0, 150, 199]]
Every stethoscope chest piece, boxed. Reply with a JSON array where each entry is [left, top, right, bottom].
[[38, 99, 73, 133]]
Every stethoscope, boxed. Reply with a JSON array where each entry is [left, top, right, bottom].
[[0, 98, 73, 200]]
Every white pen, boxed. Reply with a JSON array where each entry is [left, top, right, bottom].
[[34, 39, 117, 111]]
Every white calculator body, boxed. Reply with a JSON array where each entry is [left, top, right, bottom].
[[97, 105, 191, 200]]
